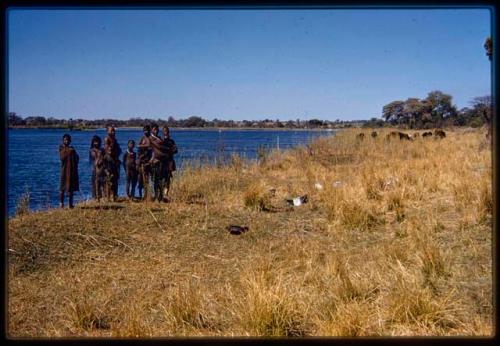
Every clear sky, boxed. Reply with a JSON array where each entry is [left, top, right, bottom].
[[8, 8, 491, 121]]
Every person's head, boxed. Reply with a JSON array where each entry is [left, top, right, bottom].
[[162, 126, 170, 139], [106, 124, 115, 136], [62, 134, 71, 146], [128, 139, 135, 150], [143, 125, 151, 137], [151, 123, 159, 136], [91, 135, 101, 149]]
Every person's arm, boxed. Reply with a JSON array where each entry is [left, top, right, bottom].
[[171, 140, 178, 155], [149, 138, 167, 158], [96, 151, 103, 168], [122, 152, 127, 171], [137, 137, 150, 149], [104, 136, 111, 150]]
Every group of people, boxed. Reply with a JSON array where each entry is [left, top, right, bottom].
[[59, 124, 178, 208]]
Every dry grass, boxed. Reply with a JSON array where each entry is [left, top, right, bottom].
[[7, 127, 492, 337]]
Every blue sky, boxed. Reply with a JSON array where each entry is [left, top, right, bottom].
[[8, 8, 491, 121]]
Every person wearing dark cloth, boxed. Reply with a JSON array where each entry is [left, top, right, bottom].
[[102, 143, 118, 201], [103, 124, 122, 199], [93, 147, 106, 201], [149, 123, 169, 202], [122, 140, 138, 199], [89, 135, 104, 200], [137, 125, 152, 200], [59, 134, 79, 208], [161, 125, 178, 200]]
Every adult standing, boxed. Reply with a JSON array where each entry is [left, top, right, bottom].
[[59, 134, 79, 208], [103, 124, 122, 200], [89, 135, 104, 200], [137, 125, 152, 200], [149, 123, 169, 202], [161, 125, 178, 200]]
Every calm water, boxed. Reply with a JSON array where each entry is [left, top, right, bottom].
[[7, 128, 334, 216]]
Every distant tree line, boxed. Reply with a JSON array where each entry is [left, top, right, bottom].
[[8, 92, 491, 131], [379, 91, 492, 129], [7, 113, 367, 130]]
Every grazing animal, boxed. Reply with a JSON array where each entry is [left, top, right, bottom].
[[398, 132, 412, 141], [371, 131, 378, 138], [434, 129, 446, 139], [386, 131, 399, 140], [422, 131, 433, 138], [357, 133, 365, 140]]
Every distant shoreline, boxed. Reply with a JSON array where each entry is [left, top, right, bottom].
[[8, 126, 340, 131]]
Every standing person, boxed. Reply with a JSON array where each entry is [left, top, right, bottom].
[[59, 134, 79, 208], [149, 123, 169, 202], [137, 125, 152, 200], [161, 125, 178, 200], [89, 135, 103, 200], [102, 144, 118, 201], [103, 124, 122, 199], [122, 140, 138, 199], [94, 146, 106, 201]]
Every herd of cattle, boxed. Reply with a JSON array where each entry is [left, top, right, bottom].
[[357, 129, 446, 141]]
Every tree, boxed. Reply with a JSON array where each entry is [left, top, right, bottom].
[[382, 100, 405, 124], [184, 116, 207, 127], [470, 96, 492, 124], [308, 119, 324, 127], [25, 116, 47, 126], [8, 112, 25, 126], [402, 98, 425, 129], [424, 91, 457, 127], [484, 37, 492, 61], [453, 107, 470, 126]]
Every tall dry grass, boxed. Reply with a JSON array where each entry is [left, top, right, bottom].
[[7, 127, 492, 337]]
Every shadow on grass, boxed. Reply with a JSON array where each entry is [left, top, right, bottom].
[[79, 205, 125, 210]]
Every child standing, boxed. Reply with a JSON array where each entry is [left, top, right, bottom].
[[89, 135, 103, 200], [122, 139, 138, 199], [137, 125, 152, 199], [161, 125, 178, 200], [59, 134, 79, 208]]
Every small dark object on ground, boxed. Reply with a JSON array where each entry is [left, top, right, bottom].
[[371, 131, 378, 138], [422, 131, 433, 138], [357, 133, 365, 140], [227, 225, 249, 235], [434, 129, 446, 138], [413, 132, 420, 138]]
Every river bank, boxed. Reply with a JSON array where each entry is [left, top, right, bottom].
[[8, 127, 492, 337], [8, 126, 338, 131]]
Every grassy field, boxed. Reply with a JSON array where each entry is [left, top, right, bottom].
[[7, 127, 492, 337]]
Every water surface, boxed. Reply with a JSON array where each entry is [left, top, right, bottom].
[[7, 128, 334, 216]]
